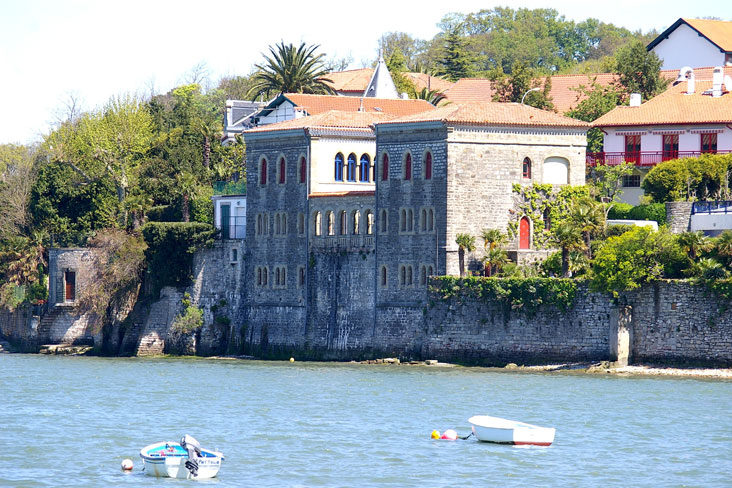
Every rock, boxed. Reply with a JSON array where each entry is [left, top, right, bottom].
[[505, 363, 518, 369], [425, 359, 438, 365]]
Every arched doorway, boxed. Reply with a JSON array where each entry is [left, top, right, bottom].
[[519, 217, 531, 249]]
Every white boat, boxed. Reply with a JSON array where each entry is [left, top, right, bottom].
[[140, 435, 224, 479], [468, 415, 555, 446]]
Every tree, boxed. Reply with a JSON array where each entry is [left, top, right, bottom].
[[413, 87, 447, 106], [176, 171, 201, 223], [586, 162, 634, 219], [386, 48, 417, 96], [565, 78, 623, 152], [491, 62, 554, 110], [551, 221, 584, 277], [480, 228, 508, 276], [455, 233, 476, 277], [436, 25, 475, 81], [614, 40, 668, 101], [677, 231, 712, 262], [713, 230, 732, 267], [569, 197, 604, 257], [193, 118, 222, 170], [0, 144, 37, 238], [247, 42, 335, 100], [45, 94, 154, 222]]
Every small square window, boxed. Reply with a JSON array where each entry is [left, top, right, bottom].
[[622, 175, 640, 188]]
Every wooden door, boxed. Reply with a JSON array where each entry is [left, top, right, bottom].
[[519, 217, 530, 250], [65, 271, 76, 302]]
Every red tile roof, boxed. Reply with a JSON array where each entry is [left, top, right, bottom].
[[379, 101, 589, 128], [593, 72, 732, 127], [323, 69, 454, 94], [246, 110, 396, 133], [279, 93, 435, 117]]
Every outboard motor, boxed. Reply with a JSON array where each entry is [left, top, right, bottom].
[[180, 434, 202, 477]]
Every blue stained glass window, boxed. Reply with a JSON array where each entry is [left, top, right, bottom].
[[334, 153, 344, 181], [360, 154, 370, 182], [347, 153, 357, 182]]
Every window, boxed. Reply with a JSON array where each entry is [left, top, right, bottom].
[[298, 213, 305, 235], [625, 135, 641, 163], [347, 153, 357, 182], [256, 214, 262, 235], [380, 210, 388, 234], [662, 134, 679, 161], [407, 266, 413, 286], [298, 266, 305, 288], [400, 209, 406, 232], [352, 211, 360, 235], [622, 175, 641, 188], [339, 210, 347, 235], [256, 213, 269, 236], [274, 266, 287, 289], [421, 209, 427, 232], [275, 213, 286, 235], [381, 153, 389, 181], [260, 158, 268, 185], [543, 208, 551, 231], [327, 211, 335, 236], [334, 153, 344, 181], [424, 152, 432, 179], [404, 153, 412, 180], [522, 157, 531, 179], [428, 209, 434, 232], [543, 157, 569, 185], [314, 212, 322, 236], [278, 157, 286, 184], [420, 266, 427, 286], [360, 154, 370, 182], [231, 248, 238, 262], [399, 265, 413, 287], [275, 213, 281, 235], [407, 209, 413, 232], [256, 266, 269, 287], [380, 266, 388, 287], [701, 134, 718, 154], [366, 210, 374, 235], [299, 156, 306, 184]]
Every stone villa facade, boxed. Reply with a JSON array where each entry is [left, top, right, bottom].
[[241, 101, 588, 357]]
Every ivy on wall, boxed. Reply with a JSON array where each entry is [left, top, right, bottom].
[[511, 184, 589, 248], [429, 276, 577, 315]]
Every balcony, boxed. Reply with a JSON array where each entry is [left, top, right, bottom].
[[586, 150, 732, 167], [213, 180, 246, 196], [216, 216, 246, 239]]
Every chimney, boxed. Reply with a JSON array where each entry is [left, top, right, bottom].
[[713, 67, 724, 97], [630, 93, 641, 107], [674, 67, 695, 95]]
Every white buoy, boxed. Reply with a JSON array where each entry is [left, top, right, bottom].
[[121, 458, 134, 471]]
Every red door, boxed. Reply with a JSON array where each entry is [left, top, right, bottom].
[[519, 217, 530, 249], [65, 271, 76, 301]]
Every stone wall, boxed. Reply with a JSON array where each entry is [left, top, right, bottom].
[[666, 201, 692, 234]]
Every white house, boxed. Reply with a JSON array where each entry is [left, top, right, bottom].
[[212, 181, 246, 239], [648, 18, 732, 71], [591, 66, 732, 205]]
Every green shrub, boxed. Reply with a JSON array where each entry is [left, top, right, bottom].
[[172, 305, 203, 332], [628, 203, 666, 225], [642, 154, 732, 202], [147, 205, 180, 222], [142, 222, 217, 296], [605, 224, 634, 238], [190, 186, 214, 224], [607, 202, 632, 220]]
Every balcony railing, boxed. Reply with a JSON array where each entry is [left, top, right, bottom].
[[213, 180, 246, 196], [586, 150, 732, 167], [215, 216, 246, 239], [691, 201, 732, 215]]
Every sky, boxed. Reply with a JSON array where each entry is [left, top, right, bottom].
[[1, 0, 731, 145]]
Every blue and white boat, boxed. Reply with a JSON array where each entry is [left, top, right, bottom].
[[139, 435, 224, 479]]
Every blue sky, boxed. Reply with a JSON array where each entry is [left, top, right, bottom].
[[1, 0, 731, 145]]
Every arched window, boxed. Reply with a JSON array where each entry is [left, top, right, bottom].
[[263, 267, 268, 286], [256, 214, 262, 235], [421, 209, 427, 231], [281, 213, 287, 235], [275, 267, 280, 286], [352, 211, 360, 235], [407, 209, 413, 232], [407, 266, 413, 286], [339, 210, 347, 235], [380, 266, 388, 287], [400, 209, 407, 232], [359, 154, 370, 182], [275, 213, 281, 235], [347, 153, 357, 182], [260, 158, 268, 185], [366, 210, 374, 235], [428, 209, 434, 231], [257, 267, 262, 286], [404, 153, 412, 180], [543, 157, 569, 185], [543, 208, 551, 231], [400, 265, 406, 286], [299, 156, 306, 184], [424, 151, 432, 180], [279, 157, 286, 184], [314, 212, 322, 236], [522, 157, 531, 179], [262, 214, 269, 234], [421, 266, 427, 286], [381, 153, 389, 181], [334, 153, 344, 181], [428, 266, 434, 277], [327, 211, 335, 236], [380, 210, 388, 233]]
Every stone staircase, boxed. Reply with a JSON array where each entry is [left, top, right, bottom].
[[133, 288, 182, 356], [36, 306, 65, 343]]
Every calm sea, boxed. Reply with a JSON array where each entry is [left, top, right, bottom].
[[1, 355, 730, 487]]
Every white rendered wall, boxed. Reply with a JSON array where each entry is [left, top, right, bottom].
[[652, 24, 725, 70], [691, 213, 732, 234], [258, 101, 297, 126], [214, 196, 246, 239], [542, 157, 569, 184], [604, 131, 624, 152], [310, 137, 376, 194]]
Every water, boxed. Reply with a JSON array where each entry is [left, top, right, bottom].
[[1, 355, 731, 487]]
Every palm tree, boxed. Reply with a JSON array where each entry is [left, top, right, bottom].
[[570, 198, 604, 258], [247, 42, 335, 100], [176, 172, 200, 223], [552, 222, 584, 277], [480, 228, 507, 276], [678, 231, 712, 261], [455, 233, 476, 277], [193, 118, 222, 170], [712, 230, 732, 266], [689, 257, 729, 281], [414, 87, 447, 106]]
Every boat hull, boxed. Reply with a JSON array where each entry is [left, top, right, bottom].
[[140, 442, 224, 479], [468, 415, 555, 446]]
